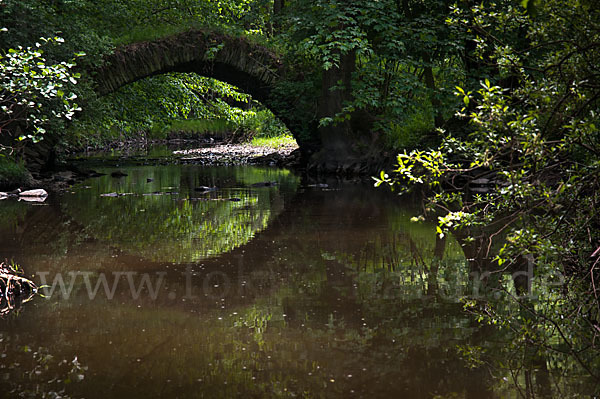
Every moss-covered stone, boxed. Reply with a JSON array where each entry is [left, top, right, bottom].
[[95, 30, 283, 101]]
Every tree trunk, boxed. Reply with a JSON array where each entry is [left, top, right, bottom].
[[317, 50, 356, 160], [272, 0, 285, 34], [273, 0, 285, 15], [423, 54, 444, 129]]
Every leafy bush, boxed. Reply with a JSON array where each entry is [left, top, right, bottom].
[[162, 118, 233, 140], [382, 102, 435, 150], [377, 0, 600, 386], [0, 156, 29, 189], [0, 36, 82, 147]]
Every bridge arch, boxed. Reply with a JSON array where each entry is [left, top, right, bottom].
[[94, 30, 316, 154], [96, 30, 283, 100]]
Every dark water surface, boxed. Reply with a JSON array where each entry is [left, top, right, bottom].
[[0, 164, 592, 398]]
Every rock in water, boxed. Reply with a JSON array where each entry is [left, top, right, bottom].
[[251, 181, 277, 187], [111, 171, 128, 178], [19, 189, 48, 198], [54, 171, 77, 182], [194, 186, 216, 192], [87, 170, 106, 178]]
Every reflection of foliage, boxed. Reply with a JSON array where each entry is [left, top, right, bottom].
[[234, 306, 273, 348], [321, 212, 468, 301], [235, 166, 299, 193], [68, 194, 271, 263], [0, 198, 28, 230], [224, 218, 490, 397], [0, 333, 86, 399], [7, 176, 596, 397], [251, 202, 596, 397], [62, 165, 297, 263], [460, 291, 600, 397]]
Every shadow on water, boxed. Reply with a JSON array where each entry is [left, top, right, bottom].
[[0, 163, 596, 398]]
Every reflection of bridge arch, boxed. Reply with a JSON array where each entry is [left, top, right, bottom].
[[58, 166, 296, 263]]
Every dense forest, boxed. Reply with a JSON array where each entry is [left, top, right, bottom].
[[1, 0, 600, 397]]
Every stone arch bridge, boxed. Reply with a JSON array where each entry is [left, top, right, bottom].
[[94, 29, 386, 173], [94, 29, 316, 153]]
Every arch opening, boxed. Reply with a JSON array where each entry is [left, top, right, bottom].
[[89, 29, 312, 154], [77, 69, 297, 154]]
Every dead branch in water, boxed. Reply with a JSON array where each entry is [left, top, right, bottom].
[[0, 261, 38, 316]]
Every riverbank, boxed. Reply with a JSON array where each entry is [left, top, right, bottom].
[[174, 142, 299, 166], [66, 139, 301, 167]]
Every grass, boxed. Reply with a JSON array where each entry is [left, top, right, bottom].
[[250, 135, 297, 149], [113, 23, 205, 46], [0, 156, 29, 190]]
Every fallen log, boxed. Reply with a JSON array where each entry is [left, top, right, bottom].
[[0, 262, 38, 316]]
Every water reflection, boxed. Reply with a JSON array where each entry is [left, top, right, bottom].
[[0, 165, 595, 398], [61, 166, 299, 263]]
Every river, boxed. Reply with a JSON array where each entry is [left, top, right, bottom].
[[0, 156, 595, 398]]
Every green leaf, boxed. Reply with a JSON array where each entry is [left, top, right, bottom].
[[521, 0, 537, 16], [436, 225, 444, 238]]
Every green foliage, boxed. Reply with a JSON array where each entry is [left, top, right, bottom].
[[275, 0, 463, 148], [379, 0, 600, 383], [63, 166, 298, 263], [250, 134, 296, 149], [67, 73, 251, 146], [105, 0, 272, 45], [0, 0, 270, 48], [162, 119, 233, 139], [0, 333, 87, 399], [239, 109, 290, 139], [66, 67, 294, 149], [0, 155, 29, 189], [0, 34, 81, 147], [0, 197, 28, 229], [382, 103, 435, 150]]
